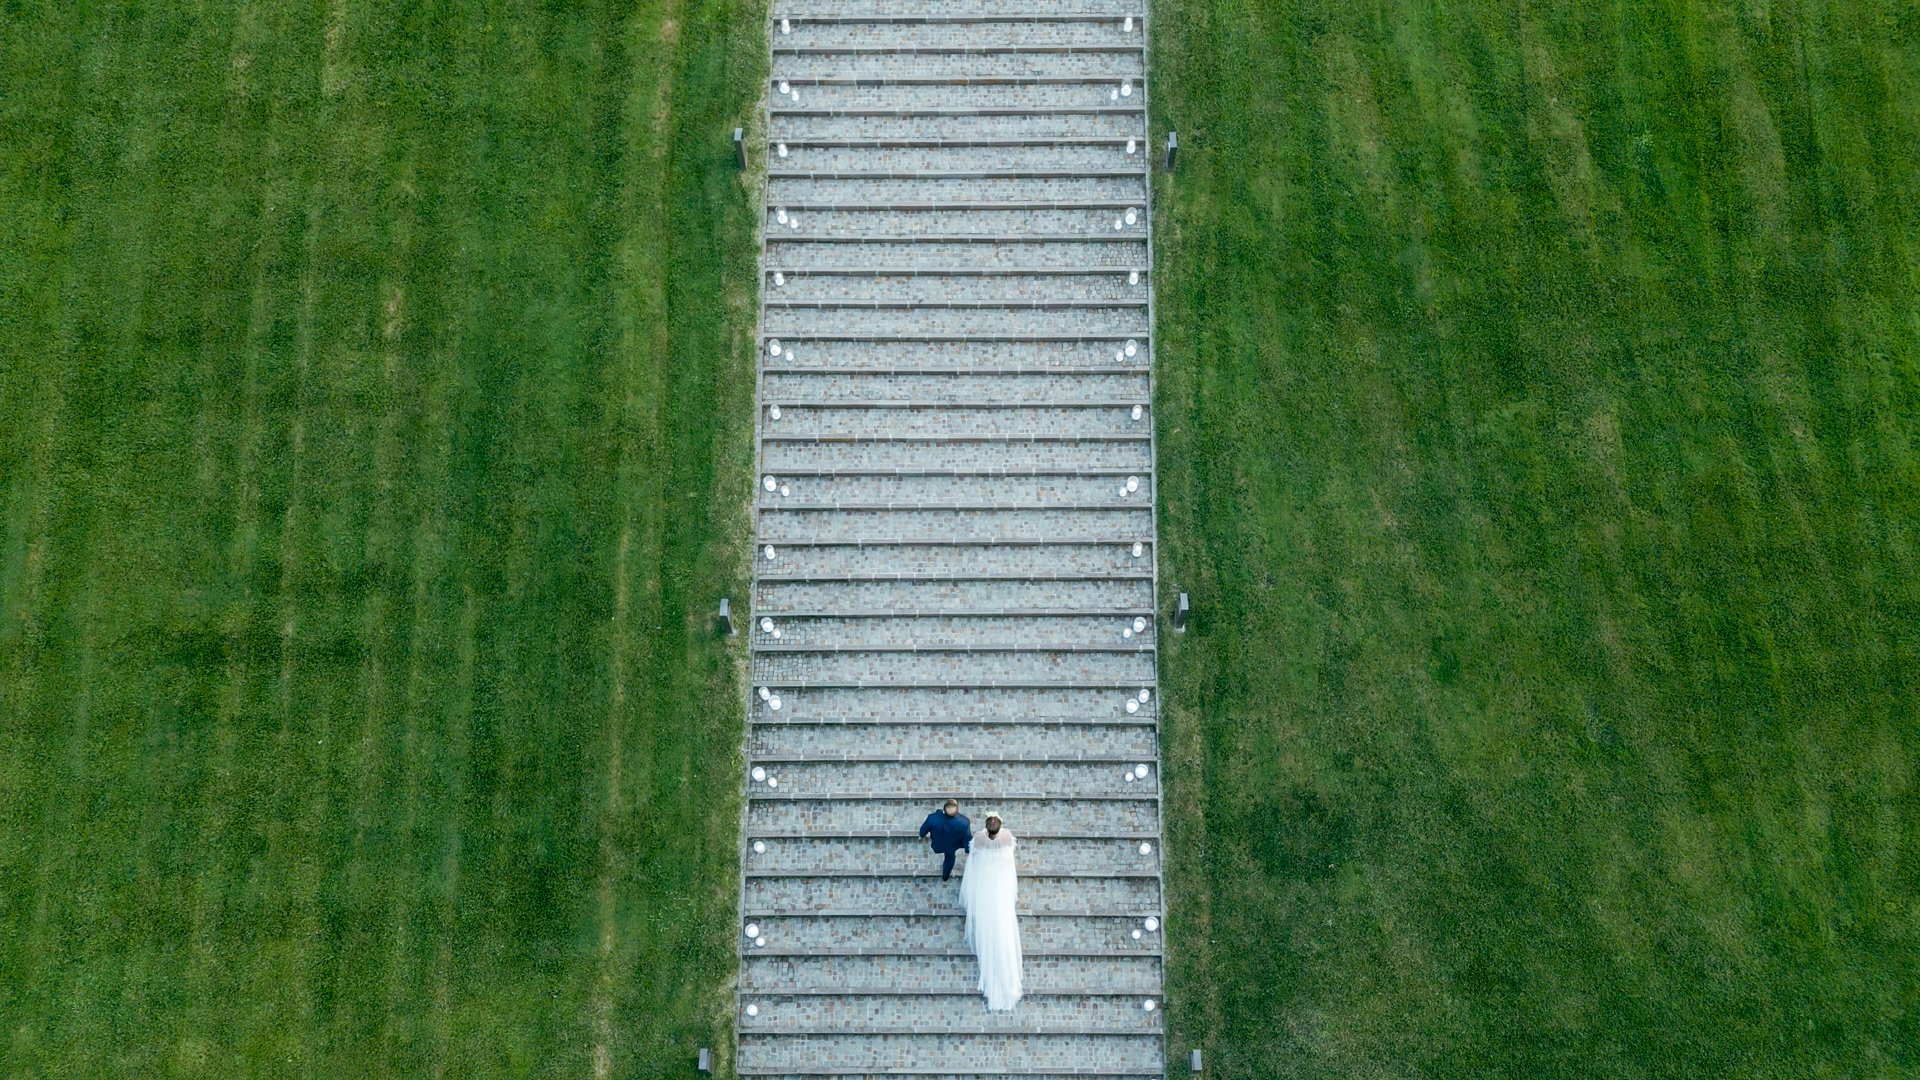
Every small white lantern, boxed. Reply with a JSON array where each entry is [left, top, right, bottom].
[[745, 1004, 759, 1017], [1126, 476, 1140, 492], [1134, 617, 1147, 633], [779, 484, 791, 497], [1132, 542, 1144, 558], [777, 80, 790, 95], [771, 628, 781, 639], [1114, 217, 1125, 230], [755, 935, 767, 947], [1110, 87, 1119, 101], [773, 271, 785, 286], [1145, 916, 1160, 932], [768, 697, 782, 712], [1126, 207, 1138, 224], [1125, 699, 1139, 715], [769, 404, 782, 420], [745, 922, 760, 938], [764, 476, 778, 492], [1118, 486, 1130, 499], [764, 545, 777, 560], [760, 617, 774, 633], [780, 17, 790, 34], [753, 840, 767, 854], [1135, 763, 1150, 779], [1121, 81, 1133, 98], [775, 207, 787, 224], [751, 767, 766, 782], [1131, 928, 1143, 940], [768, 338, 782, 356], [758, 686, 771, 701], [1123, 628, 1133, 640], [1124, 15, 1135, 32], [789, 89, 799, 105], [776, 142, 788, 158], [1125, 339, 1138, 356], [787, 215, 799, 230], [1140, 842, 1153, 855], [1131, 404, 1144, 420], [1129, 270, 1141, 286], [1143, 999, 1157, 1012], [1139, 689, 1152, 703], [1126, 138, 1137, 155], [1125, 772, 1136, 782], [766, 776, 778, 788]]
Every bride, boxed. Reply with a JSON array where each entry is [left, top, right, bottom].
[[959, 813, 1023, 1010]]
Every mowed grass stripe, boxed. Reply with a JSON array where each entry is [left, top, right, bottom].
[[1152, 0, 1919, 1076], [1, 1, 762, 1074]]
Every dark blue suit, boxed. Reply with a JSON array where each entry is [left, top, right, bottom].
[[919, 810, 972, 880]]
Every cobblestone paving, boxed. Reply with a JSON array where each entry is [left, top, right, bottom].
[[742, 7, 1165, 1075], [751, 719, 1159, 758]]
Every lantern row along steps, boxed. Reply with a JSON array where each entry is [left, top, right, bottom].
[[740, 3, 1164, 1077]]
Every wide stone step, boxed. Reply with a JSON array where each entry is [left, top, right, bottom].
[[755, 684, 1161, 722], [758, 542, 1148, 579], [742, 760, 1157, 799], [768, 273, 1146, 306], [769, 240, 1145, 273], [778, 19, 1141, 52], [783, 0, 1142, 16], [757, 472, 1151, 507], [752, 641, 1152, 684], [747, 836, 1160, 877], [754, 575, 1152, 614], [767, 306, 1148, 339], [751, 649, 1155, 686], [762, 439, 1152, 473], [767, 206, 1144, 239], [773, 111, 1143, 145], [744, 915, 1159, 957], [764, 371, 1147, 404], [765, 340, 1143, 371], [772, 142, 1139, 174], [744, 875, 1160, 918], [738, 1031, 1163, 1074], [749, 796, 1159, 835], [757, 507, 1151, 546], [739, 989, 1159, 1033], [748, 614, 1155, 650], [751, 718, 1156, 758], [772, 81, 1142, 113], [761, 405, 1147, 438], [768, 176, 1146, 208], [772, 49, 1144, 83]]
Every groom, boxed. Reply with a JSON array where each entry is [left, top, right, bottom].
[[918, 799, 972, 881]]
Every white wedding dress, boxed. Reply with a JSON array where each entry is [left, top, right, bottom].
[[959, 829, 1023, 1010]]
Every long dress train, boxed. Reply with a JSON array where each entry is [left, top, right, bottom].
[[959, 829, 1023, 1011]]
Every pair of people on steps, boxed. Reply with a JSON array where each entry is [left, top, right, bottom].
[[919, 799, 1023, 1011]]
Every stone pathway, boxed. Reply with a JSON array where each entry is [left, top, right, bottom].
[[740, 3, 1163, 1076]]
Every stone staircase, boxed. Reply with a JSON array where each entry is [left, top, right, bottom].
[[740, 3, 1164, 1077]]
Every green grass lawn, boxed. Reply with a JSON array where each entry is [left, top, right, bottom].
[[0, 2, 762, 1075], [1151, 1, 1920, 1076]]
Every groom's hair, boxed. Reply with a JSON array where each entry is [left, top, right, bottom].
[[943, 799, 959, 811]]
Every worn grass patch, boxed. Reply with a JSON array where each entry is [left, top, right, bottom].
[[1151, 1, 1920, 1076]]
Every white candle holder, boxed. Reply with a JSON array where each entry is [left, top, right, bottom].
[[763, 545, 777, 560], [758, 686, 771, 701], [1125, 339, 1138, 356], [1138, 689, 1152, 703], [1125, 699, 1139, 715], [769, 404, 782, 420], [1133, 617, 1147, 633], [745, 1004, 759, 1017], [751, 767, 766, 782], [753, 840, 766, 854], [764, 476, 777, 492], [1135, 764, 1150, 779], [1132, 542, 1144, 557], [745, 922, 760, 938], [761, 617, 774, 633], [1139, 842, 1153, 855], [1145, 916, 1160, 932], [1126, 138, 1137, 155], [768, 338, 782, 356]]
